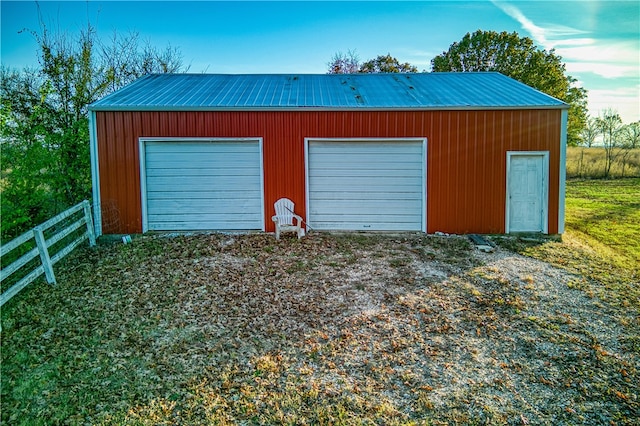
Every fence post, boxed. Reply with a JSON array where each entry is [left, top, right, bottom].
[[83, 200, 97, 247], [33, 226, 56, 285]]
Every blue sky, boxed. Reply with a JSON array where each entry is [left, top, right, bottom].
[[2, 0, 639, 122]]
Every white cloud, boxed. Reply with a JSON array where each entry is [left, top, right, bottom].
[[541, 25, 590, 39], [555, 38, 595, 47], [398, 48, 437, 70], [558, 40, 639, 79], [492, 0, 552, 49], [401, 48, 438, 58], [566, 61, 638, 79], [588, 87, 640, 123], [491, 1, 590, 50], [492, 1, 639, 121], [492, 1, 639, 78]]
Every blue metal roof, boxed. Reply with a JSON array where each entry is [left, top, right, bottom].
[[89, 72, 568, 111]]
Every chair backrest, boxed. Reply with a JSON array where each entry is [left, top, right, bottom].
[[274, 198, 295, 225]]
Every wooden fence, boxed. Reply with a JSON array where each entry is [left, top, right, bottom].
[[0, 200, 96, 308]]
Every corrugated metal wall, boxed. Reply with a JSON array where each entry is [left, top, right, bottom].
[[95, 109, 561, 234]]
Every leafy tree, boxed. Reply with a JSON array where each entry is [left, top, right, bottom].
[[1, 68, 60, 234], [622, 122, 640, 149], [327, 51, 417, 74], [575, 116, 600, 178], [619, 121, 640, 177], [580, 117, 599, 148], [327, 50, 360, 74], [1, 18, 185, 240], [596, 109, 623, 179], [431, 30, 588, 146], [359, 54, 418, 73], [100, 30, 185, 92]]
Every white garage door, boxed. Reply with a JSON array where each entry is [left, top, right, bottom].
[[141, 139, 263, 231], [306, 139, 426, 231]]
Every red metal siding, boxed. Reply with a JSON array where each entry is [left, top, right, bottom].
[[95, 109, 561, 235]]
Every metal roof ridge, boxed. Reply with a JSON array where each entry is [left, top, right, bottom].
[[88, 104, 569, 112], [89, 72, 569, 111]]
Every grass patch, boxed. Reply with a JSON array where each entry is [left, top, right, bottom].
[[565, 178, 639, 268], [496, 178, 639, 311]]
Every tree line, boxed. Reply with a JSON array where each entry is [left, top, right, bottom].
[[0, 25, 632, 241], [577, 110, 640, 178], [1, 20, 186, 241]]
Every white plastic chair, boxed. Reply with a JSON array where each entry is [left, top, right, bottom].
[[272, 198, 305, 240]]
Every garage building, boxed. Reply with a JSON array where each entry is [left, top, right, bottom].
[[88, 72, 568, 236]]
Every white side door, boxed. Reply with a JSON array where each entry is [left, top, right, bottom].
[[507, 152, 549, 233]]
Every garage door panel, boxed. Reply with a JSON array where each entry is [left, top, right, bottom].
[[311, 176, 422, 189], [147, 190, 262, 200], [147, 198, 262, 214], [147, 146, 261, 156], [146, 147, 259, 166], [148, 213, 261, 223], [146, 167, 259, 178], [310, 168, 423, 178], [148, 214, 262, 231], [311, 172, 421, 180], [311, 220, 420, 232], [143, 140, 263, 231], [312, 210, 422, 220], [310, 153, 420, 164], [311, 190, 421, 199], [146, 174, 260, 189], [310, 141, 422, 153], [311, 177, 422, 193], [307, 140, 425, 231], [314, 213, 420, 222], [311, 199, 422, 213], [147, 141, 259, 154], [146, 157, 260, 169]]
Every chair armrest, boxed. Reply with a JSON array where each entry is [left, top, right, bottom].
[[272, 215, 279, 224], [292, 214, 303, 226]]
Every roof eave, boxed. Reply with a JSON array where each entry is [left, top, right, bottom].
[[88, 104, 569, 112]]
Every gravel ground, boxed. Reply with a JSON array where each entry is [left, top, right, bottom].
[[116, 232, 638, 424], [2, 232, 638, 425]]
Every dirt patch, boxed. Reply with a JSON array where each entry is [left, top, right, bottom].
[[2, 232, 638, 425]]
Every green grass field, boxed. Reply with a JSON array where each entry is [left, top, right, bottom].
[[519, 178, 639, 310], [566, 178, 639, 267]]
